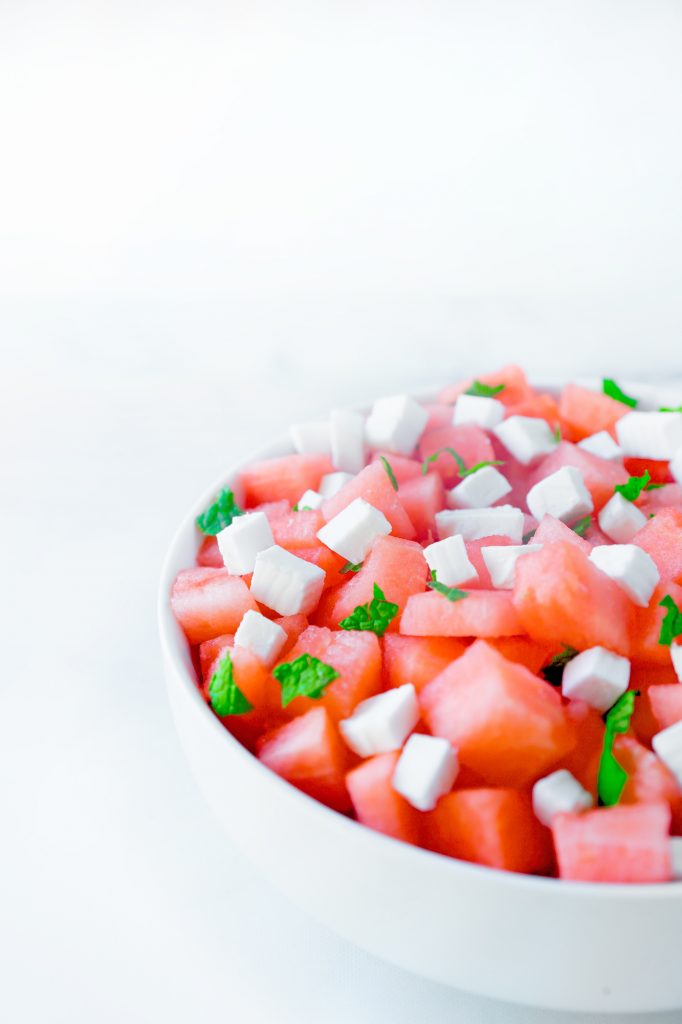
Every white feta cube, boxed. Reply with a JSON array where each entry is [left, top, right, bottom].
[[652, 719, 682, 788], [671, 445, 682, 487], [316, 497, 391, 564], [577, 431, 624, 461], [532, 769, 593, 827], [481, 543, 543, 590], [435, 505, 525, 543], [297, 489, 323, 510], [319, 471, 354, 499], [526, 466, 594, 525], [330, 409, 366, 474], [216, 510, 275, 575], [392, 734, 459, 812], [453, 394, 505, 430], [250, 545, 325, 616], [424, 535, 478, 587], [447, 465, 512, 509], [365, 395, 428, 456], [598, 492, 647, 543], [615, 411, 682, 460], [234, 609, 287, 666], [671, 837, 682, 880], [561, 646, 631, 712], [493, 415, 558, 466], [339, 684, 420, 758], [589, 544, 660, 607], [290, 421, 331, 454], [671, 642, 682, 684]]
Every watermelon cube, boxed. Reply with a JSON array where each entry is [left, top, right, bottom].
[[268, 508, 325, 550], [438, 365, 532, 407], [629, 582, 682, 665], [423, 788, 553, 874], [196, 535, 223, 567], [632, 508, 682, 584], [420, 640, 575, 786], [616, 735, 681, 810], [397, 472, 445, 539], [463, 536, 513, 589], [382, 634, 467, 693], [649, 685, 682, 732], [552, 803, 672, 883], [346, 750, 421, 844], [320, 461, 415, 540], [257, 707, 352, 812], [528, 442, 628, 511], [171, 568, 258, 645], [418, 425, 495, 486], [400, 590, 524, 638], [558, 383, 626, 441], [370, 452, 422, 483], [532, 513, 592, 554], [240, 453, 333, 507], [486, 636, 556, 674], [512, 541, 633, 656]]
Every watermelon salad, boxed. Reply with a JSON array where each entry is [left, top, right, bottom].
[[170, 366, 682, 883]]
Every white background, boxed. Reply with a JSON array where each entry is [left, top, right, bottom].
[[2, 2, 682, 1021]]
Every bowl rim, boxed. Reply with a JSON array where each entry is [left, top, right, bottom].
[[158, 378, 682, 900]]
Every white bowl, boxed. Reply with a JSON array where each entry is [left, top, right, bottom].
[[158, 387, 682, 1014]]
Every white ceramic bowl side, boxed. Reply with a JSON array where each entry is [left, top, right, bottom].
[[158, 385, 682, 1014]]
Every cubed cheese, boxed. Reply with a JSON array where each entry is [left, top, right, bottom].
[[424, 535, 479, 587], [365, 395, 428, 456], [339, 684, 420, 757], [577, 431, 624, 461], [319, 471, 354, 499], [526, 466, 593, 525], [493, 416, 558, 466], [290, 421, 332, 454], [452, 394, 505, 430], [250, 545, 326, 616], [435, 505, 525, 543], [216, 511, 275, 575], [392, 733, 459, 812], [447, 465, 512, 509], [615, 411, 682, 460], [297, 489, 324, 510], [532, 769, 593, 827], [330, 409, 366, 474], [561, 646, 631, 712], [652, 719, 682, 788], [481, 543, 543, 590], [234, 609, 287, 666], [589, 544, 660, 607], [316, 497, 391, 563], [598, 492, 647, 544]]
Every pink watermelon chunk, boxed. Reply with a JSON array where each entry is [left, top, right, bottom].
[[397, 472, 445, 539], [418, 425, 495, 486], [382, 634, 467, 692], [464, 536, 513, 589], [196, 535, 223, 567], [649, 683, 682, 732], [528, 442, 628, 511], [532, 514, 592, 554], [314, 535, 428, 631], [346, 751, 421, 844], [171, 568, 258, 645], [558, 383, 627, 441], [320, 461, 415, 540], [632, 508, 682, 585], [370, 452, 422, 483], [639, 486, 682, 515], [268, 508, 325, 550], [423, 402, 455, 432], [553, 803, 672, 883], [630, 582, 682, 665], [438, 365, 532, 407], [401, 589, 523, 638], [420, 640, 574, 786], [241, 453, 333, 507]]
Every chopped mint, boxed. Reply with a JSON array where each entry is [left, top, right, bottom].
[[597, 691, 638, 806], [615, 471, 653, 502], [553, 424, 562, 442], [339, 582, 399, 637], [340, 561, 363, 574], [522, 528, 538, 544], [659, 595, 682, 647], [196, 487, 244, 535], [602, 378, 637, 408], [273, 654, 340, 706], [293, 504, 313, 512], [572, 515, 592, 537], [208, 651, 253, 716], [541, 646, 578, 687], [465, 380, 506, 398], [459, 459, 506, 478], [427, 571, 468, 602], [379, 455, 399, 491], [660, 405, 682, 413], [422, 446, 467, 476]]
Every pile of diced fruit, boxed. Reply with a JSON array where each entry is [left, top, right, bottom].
[[170, 366, 682, 883]]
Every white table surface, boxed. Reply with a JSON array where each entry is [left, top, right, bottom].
[[2, 3, 682, 1021]]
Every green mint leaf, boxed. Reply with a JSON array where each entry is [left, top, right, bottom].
[[339, 582, 399, 637], [602, 378, 638, 408], [208, 651, 253, 716], [646, 483, 665, 491], [572, 515, 592, 537], [340, 561, 363, 574], [427, 570, 468, 602], [196, 488, 244, 535], [597, 691, 637, 806], [553, 424, 562, 442], [659, 595, 682, 647], [660, 405, 682, 412], [272, 654, 340, 707], [379, 455, 399, 491], [421, 446, 466, 476], [615, 471, 651, 502], [541, 645, 578, 687], [459, 459, 506, 478], [465, 380, 506, 398], [522, 528, 537, 544]]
